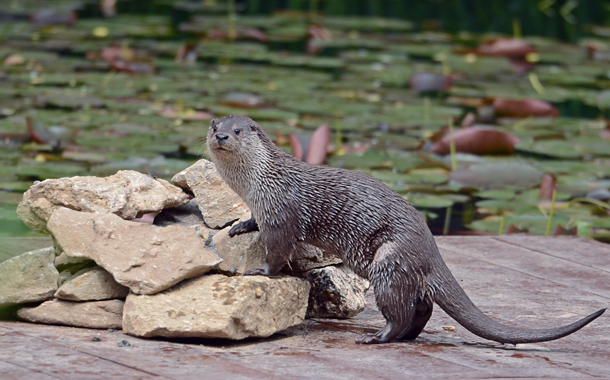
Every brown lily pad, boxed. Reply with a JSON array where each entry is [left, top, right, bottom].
[[429, 127, 519, 156]]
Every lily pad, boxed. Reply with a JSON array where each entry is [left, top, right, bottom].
[[449, 162, 543, 190]]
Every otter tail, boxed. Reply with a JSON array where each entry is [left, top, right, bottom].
[[432, 262, 605, 344]]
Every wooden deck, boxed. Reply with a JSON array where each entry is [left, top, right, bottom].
[[1, 236, 609, 379]]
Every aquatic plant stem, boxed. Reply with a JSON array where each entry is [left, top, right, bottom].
[[499, 215, 505, 235], [443, 206, 452, 235], [529, 73, 545, 94], [513, 18, 522, 39], [545, 190, 557, 236]]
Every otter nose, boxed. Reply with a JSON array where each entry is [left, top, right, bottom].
[[215, 134, 229, 141]]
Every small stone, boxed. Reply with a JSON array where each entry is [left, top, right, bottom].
[[54, 251, 94, 271], [17, 299, 123, 329], [212, 215, 266, 275], [0, 247, 58, 307], [123, 274, 310, 340], [172, 160, 249, 229], [48, 208, 222, 295], [55, 266, 129, 301], [17, 170, 189, 234], [305, 265, 370, 319], [57, 270, 73, 287], [153, 198, 204, 227], [286, 245, 342, 273], [117, 340, 131, 347]]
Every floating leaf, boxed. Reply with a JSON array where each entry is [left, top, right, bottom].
[[158, 106, 214, 121], [428, 127, 519, 156], [476, 38, 536, 57], [493, 98, 559, 118], [409, 73, 453, 94], [449, 162, 542, 190], [31, 10, 77, 26]]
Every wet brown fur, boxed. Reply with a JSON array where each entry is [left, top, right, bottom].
[[207, 115, 605, 345]]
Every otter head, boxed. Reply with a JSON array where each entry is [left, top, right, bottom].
[[207, 115, 275, 197], [207, 115, 263, 156]]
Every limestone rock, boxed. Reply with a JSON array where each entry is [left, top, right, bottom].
[[57, 270, 73, 287], [153, 198, 204, 227], [306, 265, 370, 319], [286, 245, 342, 273], [17, 170, 189, 233], [48, 208, 222, 295], [54, 251, 94, 270], [0, 247, 58, 307], [212, 215, 266, 275], [172, 160, 249, 229], [55, 266, 129, 301], [17, 299, 123, 329], [123, 274, 310, 340]]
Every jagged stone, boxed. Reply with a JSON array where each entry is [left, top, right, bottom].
[[17, 299, 123, 329], [17, 170, 189, 234], [0, 247, 58, 308], [54, 251, 94, 270], [212, 215, 266, 275], [55, 266, 129, 301], [172, 159, 249, 229], [153, 198, 204, 227], [48, 208, 222, 295], [305, 265, 370, 319], [123, 274, 310, 340], [286, 244, 342, 273]]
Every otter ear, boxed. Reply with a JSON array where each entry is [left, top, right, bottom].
[[210, 119, 218, 128], [250, 124, 257, 132]]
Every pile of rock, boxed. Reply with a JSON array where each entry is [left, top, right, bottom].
[[1, 160, 369, 340]]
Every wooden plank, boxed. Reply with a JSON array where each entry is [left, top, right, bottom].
[[0, 237, 53, 264], [435, 236, 610, 299], [494, 235, 610, 272], [0, 361, 58, 380]]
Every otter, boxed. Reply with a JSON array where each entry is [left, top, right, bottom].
[[207, 115, 605, 344]]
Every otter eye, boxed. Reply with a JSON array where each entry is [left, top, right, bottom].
[[212, 126, 217, 132], [234, 129, 241, 135]]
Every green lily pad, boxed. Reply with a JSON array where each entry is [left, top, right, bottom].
[[404, 194, 454, 208], [449, 162, 543, 190]]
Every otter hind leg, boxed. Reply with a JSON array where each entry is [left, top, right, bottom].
[[356, 320, 411, 344], [356, 242, 418, 344], [397, 298, 433, 341]]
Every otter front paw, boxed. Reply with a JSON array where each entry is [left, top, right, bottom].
[[243, 267, 268, 276], [228, 218, 259, 237]]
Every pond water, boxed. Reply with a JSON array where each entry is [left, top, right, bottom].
[[1, 1, 609, 242]]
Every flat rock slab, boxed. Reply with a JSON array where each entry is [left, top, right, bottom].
[[172, 159, 249, 229], [55, 266, 130, 301], [1, 236, 609, 379], [0, 247, 58, 307], [212, 217, 266, 275], [287, 244, 342, 272], [123, 274, 310, 340], [48, 208, 222, 295], [17, 170, 189, 233], [17, 299, 123, 329], [305, 265, 370, 319]]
